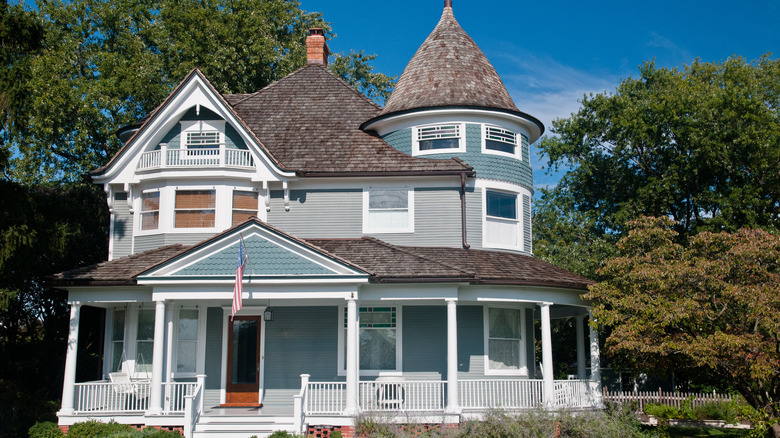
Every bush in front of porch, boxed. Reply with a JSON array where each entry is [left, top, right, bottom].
[[352, 406, 656, 438], [29, 421, 183, 438]]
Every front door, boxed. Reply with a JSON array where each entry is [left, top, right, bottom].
[[225, 315, 262, 405]]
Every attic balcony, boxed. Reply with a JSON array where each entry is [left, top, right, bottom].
[[137, 144, 254, 171]]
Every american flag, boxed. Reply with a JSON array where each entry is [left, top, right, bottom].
[[231, 238, 248, 319]]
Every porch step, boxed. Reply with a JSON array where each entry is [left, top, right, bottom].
[[193, 415, 296, 438]]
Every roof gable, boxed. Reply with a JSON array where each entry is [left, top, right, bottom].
[[138, 219, 368, 282], [92, 69, 294, 185]]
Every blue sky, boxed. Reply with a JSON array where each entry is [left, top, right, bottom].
[[300, 0, 779, 189]]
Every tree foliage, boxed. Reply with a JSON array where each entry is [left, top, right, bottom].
[[534, 55, 780, 278], [3, 0, 395, 184], [587, 216, 780, 430]]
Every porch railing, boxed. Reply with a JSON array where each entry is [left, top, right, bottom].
[[183, 377, 205, 438], [138, 146, 254, 170], [164, 381, 199, 413], [74, 381, 151, 413], [306, 381, 347, 415], [359, 380, 445, 412], [459, 379, 544, 409], [553, 380, 593, 408]]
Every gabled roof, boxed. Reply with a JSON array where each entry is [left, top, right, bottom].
[[224, 65, 471, 176], [51, 225, 591, 290], [376, 5, 519, 117]]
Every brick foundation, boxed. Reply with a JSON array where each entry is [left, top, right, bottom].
[[307, 425, 355, 438], [308, 423, 458, 438]]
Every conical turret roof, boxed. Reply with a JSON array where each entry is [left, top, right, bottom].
[[378, 4, 519, 117]]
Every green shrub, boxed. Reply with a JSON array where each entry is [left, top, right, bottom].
[[66, 421, 134, 438], [266, 431, 305, 438], [645, 403, 683, 419], [28, 421, 63, 438], [330, 431, 342, 438]]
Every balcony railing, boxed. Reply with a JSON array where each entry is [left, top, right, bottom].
[[138, 145, 254, 170]]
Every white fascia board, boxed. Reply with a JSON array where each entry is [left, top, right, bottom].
[[142, 225, 366, 278], [152, 290, 356, 301], [150, 283, 360, 301], [67, 287, 153, 304], [289, 175, 463, 191], [459, 285, 589, 307], [139, 277, 368, 286], [359, 283, 461, 301], [364, 108, 541, 143], [92, 74, 294, 187]]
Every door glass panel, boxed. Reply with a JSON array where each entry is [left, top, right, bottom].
[[231, 319, 258, 384]]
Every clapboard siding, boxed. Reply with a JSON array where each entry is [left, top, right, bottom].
[[264, 307, 339, 389], [134, 233, 214, 253], [457, 305, 485, 378], [523, 194, 532, 256], [111, 193, 133, 260], [403, 306, 447, 378], [465, 189, 482, 249], [371, 188, 461, 247], [268, 189, 362, 238]]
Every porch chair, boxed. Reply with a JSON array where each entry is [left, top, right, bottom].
[[109, 372, 138, 410], [375, 377, 404, 410]]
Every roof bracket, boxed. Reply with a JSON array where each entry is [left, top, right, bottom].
[[263, 181, 271, 212], [283, 181, 290, 211]]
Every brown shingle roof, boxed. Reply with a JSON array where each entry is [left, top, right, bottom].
[[307, 237, 592, 290], [225, 65, 470, 175], [377, 5, 519, 117], [50, 245, 189, 286]]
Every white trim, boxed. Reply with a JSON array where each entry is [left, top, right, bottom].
[[483, 305, 529, 377], [412, 123, 466, 156], [481, 187, 522, 251], [338, 304, 403, 376], [362, 187, 415, 234], [481, 124, 521, 160]]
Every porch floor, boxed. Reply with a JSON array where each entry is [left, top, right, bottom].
[[202, 405, 294, 417]]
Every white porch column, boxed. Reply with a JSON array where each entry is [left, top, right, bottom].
[[445, 299, 459, 413], [540, 302, 554, 406], [576, 315, 586, 379], [345, 297, 359, 414], [588, 310, 603, 406], [59, 302, 81, 415], [148, 300, 166, 415]]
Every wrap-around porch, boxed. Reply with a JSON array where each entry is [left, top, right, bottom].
[[58, 298, 603, 437]]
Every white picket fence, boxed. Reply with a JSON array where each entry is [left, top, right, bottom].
[[603, 388, 735, 412]]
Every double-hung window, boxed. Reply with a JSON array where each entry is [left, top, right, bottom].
[[135, 309, 155, 375], [484, 189, 521, 250], [343, 307, 399, 373], [140, 191, 160, 231], [232, 190, 258, 226], [364, 188, 414, 233], [176, 309, 199, 374], [109, 309, 126, 372], [486, 307, 526, 375], [175, 190, 216, 228], [483, 125, 519, 157], [414, 123, 464, 155]]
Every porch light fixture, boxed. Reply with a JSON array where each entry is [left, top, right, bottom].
[[264, 304, 274, 322]]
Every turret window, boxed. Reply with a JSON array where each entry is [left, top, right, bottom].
[[483, 125, 520, 158], [484, 189, 522, 250], [413, 123, 465, 155]]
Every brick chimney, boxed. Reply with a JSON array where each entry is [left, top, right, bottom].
[[306, 28, 329, 66]]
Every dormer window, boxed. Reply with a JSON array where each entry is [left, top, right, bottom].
[[413, 123, 465, 155], [483, 125, 520, 158]]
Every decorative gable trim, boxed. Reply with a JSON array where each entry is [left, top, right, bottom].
[[137, 219, 369, 286], [92, 69, 296, 187]]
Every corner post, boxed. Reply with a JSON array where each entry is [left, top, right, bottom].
[[345, 297, 359, 414], [445, 299, 460, 413], [148, 300, 166, 415], [540, 302, 554, 406], [588, 310, 603, 407], [59, 302, 81, 416]]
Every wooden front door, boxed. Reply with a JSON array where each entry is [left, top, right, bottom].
[[225, 315, 262, 405]]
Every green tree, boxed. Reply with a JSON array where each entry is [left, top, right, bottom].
[[4, 0, 394, 184], [587, 217, 780, 436], [533, 55, 780, 277]]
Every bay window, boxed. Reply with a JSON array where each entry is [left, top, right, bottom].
[[140, 191, 159, 230], [232, 190, 258, 226], [175, 190, 216, 228]]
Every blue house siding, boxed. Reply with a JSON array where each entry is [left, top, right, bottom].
[[457, 305, 485, 378], [381, 125, 533, 189], [403, 306, 447, 379], [134, 233, 215, 253], [204, 307, 223, 407], [523, 194, 532, 255], [111, 192, 133, 259], [465, 189, 482, 249], [264, 306, 340, 389], [269, 189, 363, 238]]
